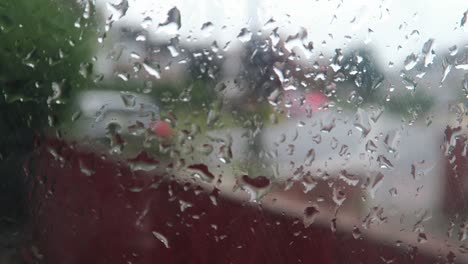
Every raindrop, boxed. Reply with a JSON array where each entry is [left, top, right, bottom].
[[167, 37, 180, 57], [196, 144, 214, 156], [179, 200, 193, 212], [47, 81, 63, 105], [339, 170, 359, 186], [142, 62, 161, 79], [106, 0, 129, 23], [71, 111, 82, 122], [120, 92, 136, 108], [264, 17, 276, 27], [404, 53, 418, 71], [377, 155, 394, 169], [320, 119, 336, 133], [128, 160, 158, 172], [303, 205, 320, 228], [463, 74, 468, 98], [141, 16, 153, 29], [461, 10, 467, 28], [449, 45, 458, 56], [331, 218, 337, 233], [79, 159, 95, 176], [188, 164, 215, 183], [157, 7, 181, 35], [417, 232, 427, 243], [127, 121, 146, 136], [135, 34, 146, 42], [236, 175, 271, 202], [218, 144, 232, 164], [365, 140, 378, 153], [237, 28, 252, 43], [441, 57, 452, 83], [352, 226, 362, 239], [354, 108, 371, 137], [339, 145, 349, 156], [362, 207, 386, 229], [201, 22, 214, 36], [287, 144, 295, 155], [368, 172, 385, 199], [106, 122, 125, 154], [302, 174, 317, 193], [312, 134, 322, 144], [421, 38, 435, 67], [384, 130, 401, 153], [304, 148, 315, 166], [152, 231, 170, 248], [332, 187, 346, 206]]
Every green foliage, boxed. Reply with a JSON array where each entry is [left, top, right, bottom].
[[384, 89, 434, 119], [0, 0, 97, 132], [0, 0, 97, 220]]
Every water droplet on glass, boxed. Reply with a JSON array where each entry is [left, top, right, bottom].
[[339, 144, 349, 156], [321, 119, 336, 133], [135, 34, 147, 42], [339, 170, 359, 186], [302, 174, 317, 193], [79, 159, 95, 176], [152, 231, 170, 248], [304, 148, 315, 166], [47, 82, 63, 105], [236, 175, 271, 202], [106, 0, 129, 23], [201, 22, 214, 36], [142, 62, 161, 79], [188, 164, 215, 183], [417, 232, 427, 243], [362, 206, 386, 229], [384, 129, 401, 153], [441, 57, 453, 83], [303, 205, 320, 228], [106, 122, 125, 154], [462, 74, 468, 98], [354, 108, 371, 137], [332, 187, 346, 206], [179, 200, 193, 212], [331, 218, 337, 233], [389, 187, 398, 197], [365, 140, 378, 153], [71, 111, 82, 122], [237, 28, 252, 43], [368, 172, 385, 199], [157, 7, 181, 35], [352, 226, 362, 239], [421, 38, 436, 67], [167, 37, 180, 57], [404, 53, 418, 71], [120, 92, 136, 108], [196, 144, 213, 156], [377, 155, 394, 169], [461, 9, 467, 28], [141, 16, 153, 29], [128, 157, 158, 172]]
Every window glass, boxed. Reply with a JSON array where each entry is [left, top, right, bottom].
[[1, 0, 468, 263]]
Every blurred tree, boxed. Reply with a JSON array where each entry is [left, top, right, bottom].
[[0, 0, 96, 221]]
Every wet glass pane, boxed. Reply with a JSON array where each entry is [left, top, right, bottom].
[[1, 0, 468, 263]]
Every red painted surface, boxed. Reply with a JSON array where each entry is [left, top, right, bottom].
[[283, 90, 329, 118], [26, 139, 440, 264], [443, 126, 468, 216], [150, 121, 174, 138]]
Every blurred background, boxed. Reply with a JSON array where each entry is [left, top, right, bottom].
[[1, 0, 468, 263]]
